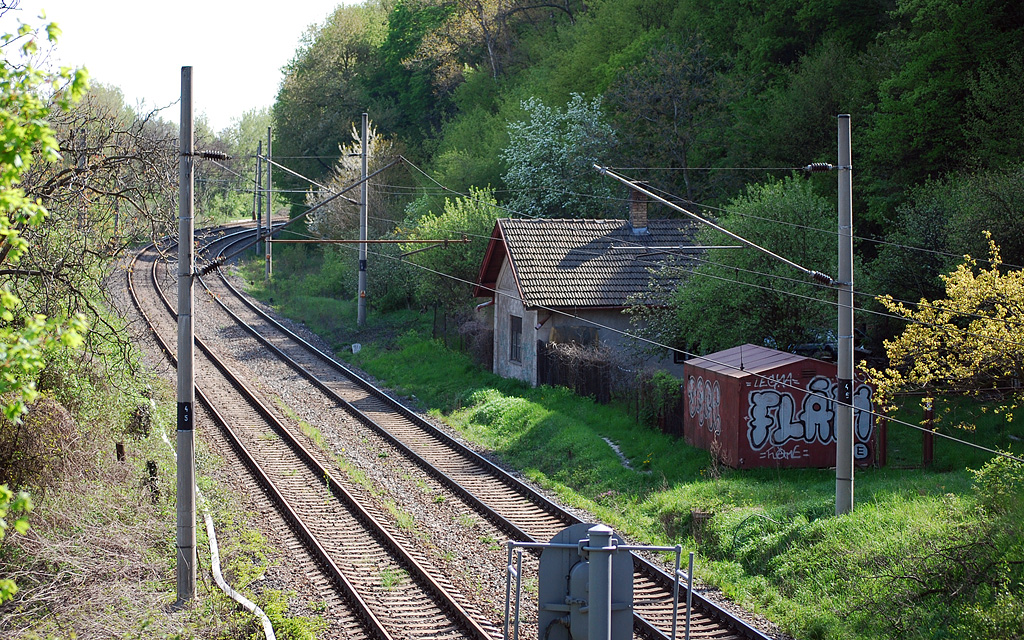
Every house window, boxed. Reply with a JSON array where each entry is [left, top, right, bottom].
[[510, 315, 523, 363]]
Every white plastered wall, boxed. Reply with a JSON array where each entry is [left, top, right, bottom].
[[492, 259, 538, 385]]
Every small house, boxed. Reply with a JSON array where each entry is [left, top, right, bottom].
[[473, 194, 700, 387]]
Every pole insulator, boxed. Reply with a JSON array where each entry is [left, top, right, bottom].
[[809, 270, 837, 286], [804, 162, 834, 173]]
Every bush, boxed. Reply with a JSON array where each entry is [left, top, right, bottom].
[[971, 453, 1024, 515], [0, 397, 77, 489]]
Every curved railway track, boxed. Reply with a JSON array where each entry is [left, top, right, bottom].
[[198, 225, 772, 640], [131, 223, 774, 640], [128, 229, 497, 640]]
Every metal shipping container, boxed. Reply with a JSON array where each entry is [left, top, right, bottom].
[[683, 344, 876, 469]]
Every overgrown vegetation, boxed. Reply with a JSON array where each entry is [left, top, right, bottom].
[[242, 261, 1023, 639], [3, 0, 1023, 637], [364, 337, 1024, 640]]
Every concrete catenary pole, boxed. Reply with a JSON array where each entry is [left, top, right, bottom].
[[265, 127, 273, 281], [835, 114, 855, 515], [176, 65, 197, 604], [357, 112, 368, 325], [255, 140, 262, 256]]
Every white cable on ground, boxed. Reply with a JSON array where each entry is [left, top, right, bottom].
[[162, 432, 277, 639], [203, 510, 277, 640]]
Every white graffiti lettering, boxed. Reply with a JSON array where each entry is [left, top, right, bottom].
[[759, 444, 811, 460], [854, 385, 874, 441], [799, 376, 835, 444], [746, 375, 874, 452], [753, 372, 798, 389], [687, 375, 721, 435]]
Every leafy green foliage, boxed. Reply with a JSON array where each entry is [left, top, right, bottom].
[[272, 2, 387, 189], [332, 322, 1023, 640], [195, 107, 276, 223], [649, 177, 838, 355], [871, 236, 1024, 420], [964, 52, 1024, 169], [606, 33, 732, 203], [736, 37, 880, 178], [411, 0, 581, 92], [426, 69, 510, 194], [867, 163, 1024, 332], [402, 186, 500, 312], [501, 94, 616, 218], [866, 0, 1024, 208], [971, 454, 1024, 515], [0, 484, 31, 602], [1, 16, 88, 421], [365, 0, 454, 150], [673, 0, 890, 77]]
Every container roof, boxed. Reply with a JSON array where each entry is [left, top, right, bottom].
[[684, 343, 809, 377]]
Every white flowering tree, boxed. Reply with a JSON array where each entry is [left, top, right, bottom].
[[501, 93, 617, 218]]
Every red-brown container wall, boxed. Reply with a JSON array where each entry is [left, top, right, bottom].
[[683, 344, 875, 469]]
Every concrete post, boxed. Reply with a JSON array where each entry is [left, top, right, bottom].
[[357, 112, 368, 325], [255, 140, 262, 255], [265, 127, 272, 280], [836, 114, 855, 515], [175, 65, 197, 605]]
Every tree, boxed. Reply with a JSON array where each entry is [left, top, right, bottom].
[[0, 483, 31, 602], [736, 37, 880, 175], [867, 163, 1024, 331], [963, 53, 1024, 169], [11, 81, 178, 375], [191, 107, 272, 223], [273, 2, 388, 188], [672, 0, 891, 77], [605, 34, 731, 204], [0, 10, 87, 605], [305, 120, 408, 240], [638, 177, 839, 355], [402, 186, 500, 314], [412, 0, 582, 91], [1, 14, 89, 420], [870, 234, 1024, 421], [865, 0, 1024, 208], [365, 0, 454, 149], [501, 93, 617, 218]]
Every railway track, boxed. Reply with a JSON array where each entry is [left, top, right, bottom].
[[127, 229, 498, 640], [182, 224, 774, 640]]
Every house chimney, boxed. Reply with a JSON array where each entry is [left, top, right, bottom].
[[629, 182, 648, 234]]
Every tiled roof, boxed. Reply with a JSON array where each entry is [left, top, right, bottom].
[[481, 218, 701, 309]]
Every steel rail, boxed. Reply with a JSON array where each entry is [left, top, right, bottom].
[[204, 226, 772, 640], [127, 235, 393, 640], [128, 231, 493, 640]]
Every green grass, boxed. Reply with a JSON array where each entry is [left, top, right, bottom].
[[379, 566, 406, 591], [361, 339, 1021, 640], [243, 254, 1024, 640]]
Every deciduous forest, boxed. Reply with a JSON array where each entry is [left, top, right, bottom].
[[227, 0, 1024, 354]]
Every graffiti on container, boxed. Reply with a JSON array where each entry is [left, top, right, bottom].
[[752, 372, 798, 390], [761, 444, 810, 460], [686, 375, 721, 436], [747, 375, 874, 459]]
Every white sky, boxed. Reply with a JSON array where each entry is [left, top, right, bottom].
[[6, 0, 353, 132]]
